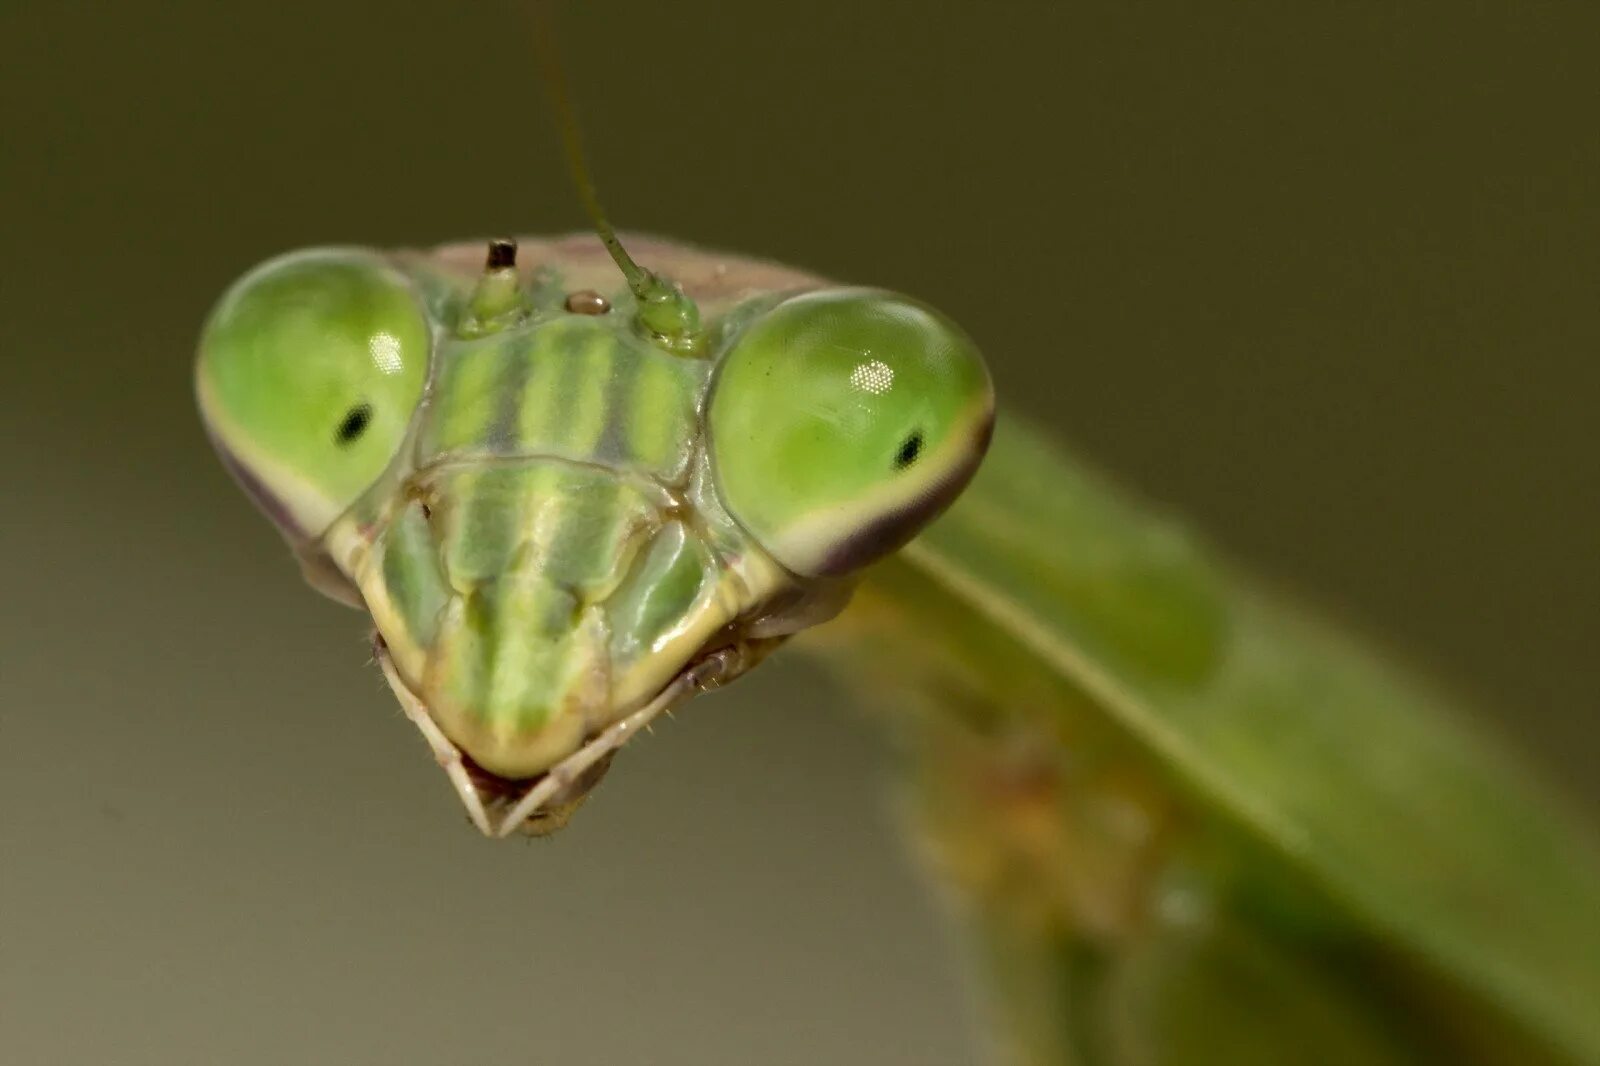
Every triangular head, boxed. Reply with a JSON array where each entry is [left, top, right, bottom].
[[195, 234, 993, 834]]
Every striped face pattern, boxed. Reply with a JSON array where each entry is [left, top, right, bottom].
[[196, 238, 992, 833], [351, 312, 782, 783]]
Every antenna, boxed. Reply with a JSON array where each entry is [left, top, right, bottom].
[[530, 1, 703, 353]]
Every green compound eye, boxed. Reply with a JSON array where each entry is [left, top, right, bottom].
[[708, 288, 994, 577], [195, 249, 431, 540]]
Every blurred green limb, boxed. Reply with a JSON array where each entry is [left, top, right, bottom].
[[803, 416, 1600, 1066]]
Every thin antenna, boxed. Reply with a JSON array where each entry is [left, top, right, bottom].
[[528, 0, 704, 354], [531, 0, 648, 295]]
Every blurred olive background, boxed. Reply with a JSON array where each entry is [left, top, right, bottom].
[[2, 3, 1596, 1064]]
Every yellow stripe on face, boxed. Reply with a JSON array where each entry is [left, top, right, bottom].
[[565, 323, 614, 459], [363, 499, 450, 684], [625, 350, 698, 481], [423, 464, 528, 737], [423, 337, 507, 455], [516, 321, 583, 446], [482, 462, 565, 729]]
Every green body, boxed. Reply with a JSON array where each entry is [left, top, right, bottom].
[[820, 418, 1600, 1065], [197, 235, 1600, 1065]]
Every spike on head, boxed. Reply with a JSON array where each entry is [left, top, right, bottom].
[[486, 237, 518, 271], [461, 237, 529, 336]]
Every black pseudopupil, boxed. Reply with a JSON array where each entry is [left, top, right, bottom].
[[894, 430, 924, 470], [336, 403, 373, 445]]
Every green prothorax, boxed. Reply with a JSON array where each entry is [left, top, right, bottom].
[[196, 236, 993, 834]]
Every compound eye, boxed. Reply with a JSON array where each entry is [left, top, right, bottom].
[[708, 288, 993, 577], [195, 249, 431, 539]]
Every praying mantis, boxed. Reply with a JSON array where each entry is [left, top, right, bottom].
[[193, 10, 1600, 1065]]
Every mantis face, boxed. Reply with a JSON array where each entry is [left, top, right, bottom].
[[197, 240, 993, 834]]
